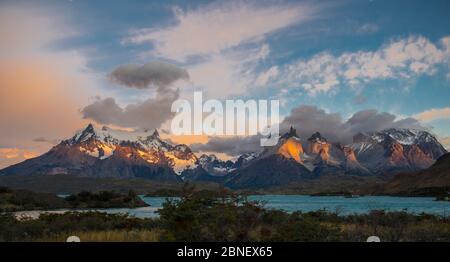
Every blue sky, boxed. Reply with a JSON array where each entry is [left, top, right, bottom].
[[0, 0, 450, 165], [49, 0, 450, 116]]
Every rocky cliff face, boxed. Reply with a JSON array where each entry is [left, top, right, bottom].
[[277, 137, 304, 163], [224, 127, 446, 188], [0, 124, 198, 181], [349, 128, 444, 174], [0, 124, 446, 188], [382, 153, 450, 195]]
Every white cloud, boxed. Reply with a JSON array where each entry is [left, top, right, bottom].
[[414, 107, 450, 122], [182, 44, 272, 98], [123, 1, 323, 98], [124, 2, 317, 61], [255, 66, 279, 86], [277, 35, 450, 95], [187, 54, 244, 98], [356, 23, 379, 35]]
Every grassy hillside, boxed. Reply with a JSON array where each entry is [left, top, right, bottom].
[[381, 153, 450, 196], [0, 174, 221, 194]]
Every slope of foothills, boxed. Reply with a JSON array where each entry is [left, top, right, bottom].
[[0, 124, 447, 193]]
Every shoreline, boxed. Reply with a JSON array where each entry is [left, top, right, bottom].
[[7, 194, 449, 220]]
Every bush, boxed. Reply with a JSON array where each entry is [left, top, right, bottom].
[[1, 188, 449, 242]]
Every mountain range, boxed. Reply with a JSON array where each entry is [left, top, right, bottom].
[[0, 124, 447, 189]]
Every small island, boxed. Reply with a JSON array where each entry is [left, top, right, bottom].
[[65, 190, 149, 208], [0, 187, 148, 212]]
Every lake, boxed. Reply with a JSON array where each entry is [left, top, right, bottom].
[[14, 195, 450, 219]]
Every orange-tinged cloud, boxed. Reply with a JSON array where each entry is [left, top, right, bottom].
[[0, 148, 38, 159], [0, 5, 94, 168], [0, 57, 89, 145], [414, 107, 450, 122], [441, 137, 450, 151], [165, 134, 209, 145], [0, 148, 20, 159], [23, 151, 39, 159], [0, 148, 39, 168]]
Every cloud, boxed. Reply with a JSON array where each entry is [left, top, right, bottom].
[[109, 61, 189, 90], [88, 61, 189, 130], [0, 147, 38, 169], [190, 106, 424, 156], [413, 107, 450, 122], [183, 54, 245, 98], [441, 137, 450, 151], [276, 35, 450, 95], [0, 148, 37, 159], [32, 137, 58, 144], [190, 135, 263, 156], [356, 23, 379, 35], [124, 1, 323, 98], [81, 89, 179, 131], [186, 45, 269, 97], [0, 6, 79, 57], [280, 105, 343, 141], [281, 106, 423, 143], [0, 5, 95, 167], [255, 66, 279, 86], [124, 1, 318, 60]]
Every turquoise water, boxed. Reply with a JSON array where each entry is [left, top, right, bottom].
[[129, 195, 449, 218], [246, 195, 450, 216], [17, 195, 450, 219]]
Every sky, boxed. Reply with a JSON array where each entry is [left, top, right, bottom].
[[1, 0, 450, 167]]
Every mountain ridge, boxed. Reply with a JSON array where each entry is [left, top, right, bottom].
[[0, 124, 447, 189]]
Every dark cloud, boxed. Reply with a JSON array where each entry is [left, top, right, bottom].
[[81, 89, 179, 130], [190, 135, 263, 156], [160, 129, 171, 135], [193, 106, 424, 156], [281, 106, 423, 144], [32, 137, 47, 142], [83, 61, 188, 130], [281, 105, 343, 142], [32, 137, 58, 144], [109, 61, 189, 90]]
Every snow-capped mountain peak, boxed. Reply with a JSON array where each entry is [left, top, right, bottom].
[[364, 128, 441, 146], [64, 124, 198, 175]]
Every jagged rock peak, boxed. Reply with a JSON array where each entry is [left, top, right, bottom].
[[70, 123, 97, 144], [308, 132, 327, 143], [353, 132, 372, 143], [152, 129, 160, 138], [280, 126, 298, 139], [84, 123, 95, 133], [199, 154, 218, 161]]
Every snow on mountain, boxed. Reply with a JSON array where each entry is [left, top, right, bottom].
[[351, 128, 446, 159], [1, 124, 447, 186], [197, 152, 260, 176], [240, 127, 446, 180], [349, 128, 446, 174], [198, 154, 236, 176], [68, 124, 198, 175]]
